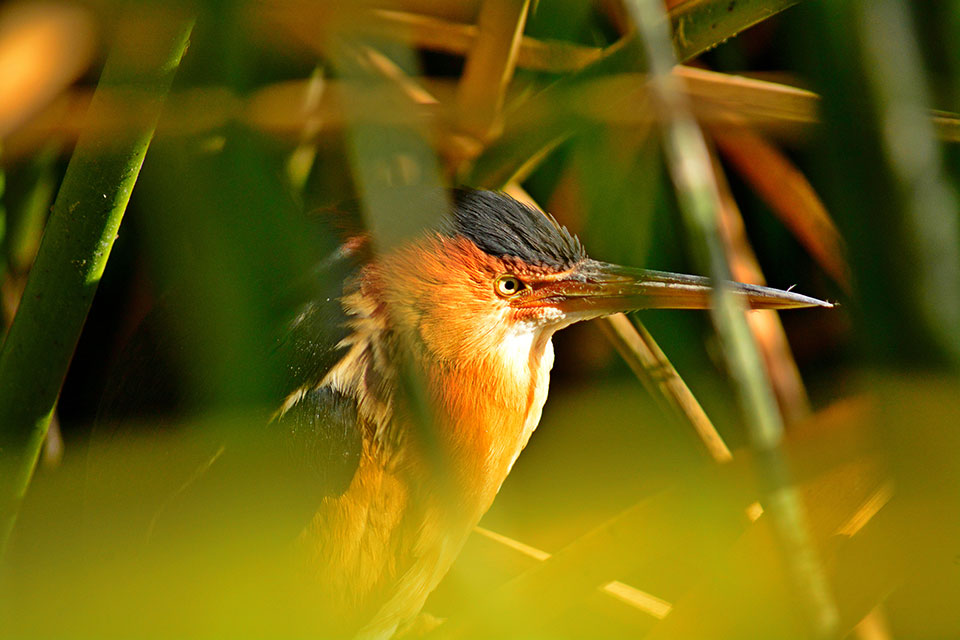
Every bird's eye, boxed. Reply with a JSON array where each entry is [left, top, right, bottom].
[[494, 275, 525, 298]]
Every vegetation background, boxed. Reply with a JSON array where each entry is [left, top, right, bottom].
[[1, 0, 958, 638]]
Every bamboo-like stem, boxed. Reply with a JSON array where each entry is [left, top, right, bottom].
[[626, 0, 838, 637], [0, 11, 194, 556]]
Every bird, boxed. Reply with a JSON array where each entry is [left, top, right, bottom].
[[265, 188, 831, 639]]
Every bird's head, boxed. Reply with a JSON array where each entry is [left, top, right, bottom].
[[360, 190, 830, 366]]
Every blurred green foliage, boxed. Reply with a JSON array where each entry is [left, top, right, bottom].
[[1, 0, 959, 638]]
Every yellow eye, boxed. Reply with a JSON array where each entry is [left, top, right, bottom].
[[494, 275, 524, 298]]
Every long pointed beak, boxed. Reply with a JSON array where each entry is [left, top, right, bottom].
[[522, 259, 833, 315]]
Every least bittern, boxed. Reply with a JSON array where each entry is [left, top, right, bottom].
[[270, 189, 830, 638]]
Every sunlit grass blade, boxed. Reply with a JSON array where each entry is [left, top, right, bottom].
[[668, 0, 804, 60], [455, 0, 531, 142]]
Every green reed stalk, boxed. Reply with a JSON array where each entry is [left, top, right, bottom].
[[0, 13, 194, 556], [626, 0, 839, 637]]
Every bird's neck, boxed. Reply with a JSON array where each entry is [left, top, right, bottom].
[[327, 305, 556, 515], [420, 324, 556, 510]]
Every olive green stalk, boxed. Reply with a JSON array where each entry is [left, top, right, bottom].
[[627, 0, 839, 638], [0, 14, 194, 556]]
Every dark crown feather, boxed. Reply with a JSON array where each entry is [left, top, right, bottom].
[[448, 189, 585, 269]]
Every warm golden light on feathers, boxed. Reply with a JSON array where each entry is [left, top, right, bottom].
[[274, 189, 831, 638]]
